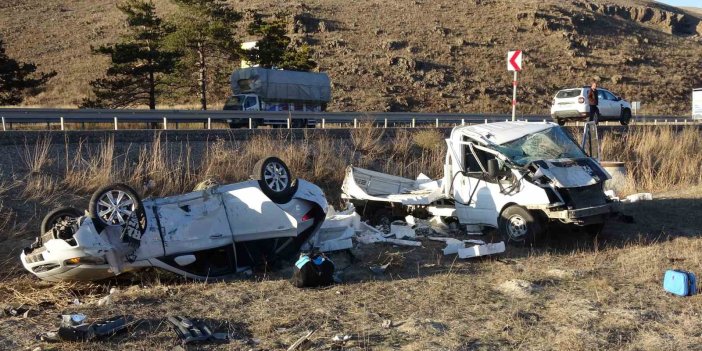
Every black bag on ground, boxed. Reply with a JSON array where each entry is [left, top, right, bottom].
[[292, 253, 335, 288]]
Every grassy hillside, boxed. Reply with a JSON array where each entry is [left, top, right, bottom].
[[1, 0, 701, 115]]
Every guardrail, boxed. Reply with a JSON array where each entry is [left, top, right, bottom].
[[0, 108, 696, 131]]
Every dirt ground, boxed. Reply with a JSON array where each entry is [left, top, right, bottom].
[[1, 186, 701, 351]]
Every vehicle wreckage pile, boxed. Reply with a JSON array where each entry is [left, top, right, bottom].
[[21, 121, 635, 285]]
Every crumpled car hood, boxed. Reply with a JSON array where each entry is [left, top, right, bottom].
[[530, 158, 610, 188]]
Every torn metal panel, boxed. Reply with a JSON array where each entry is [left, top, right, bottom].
[[458, 242, 506, 259]]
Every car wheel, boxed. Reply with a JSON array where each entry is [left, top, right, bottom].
[[41, 207, 82, 234], [498, 205, 544, 246], [252, 157, 297, 204], [620, 109, 631, 126], [89, 183, 146, 233], [556, 118, 566, 126]]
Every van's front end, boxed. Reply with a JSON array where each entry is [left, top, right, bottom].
[[490, 124, 615, 226]]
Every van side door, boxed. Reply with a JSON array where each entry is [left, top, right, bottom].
[[454, 140, 499, 226]]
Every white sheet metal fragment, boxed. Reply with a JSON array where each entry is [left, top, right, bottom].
[[390, 221, 415, 239], [457, 242, 506, 259]]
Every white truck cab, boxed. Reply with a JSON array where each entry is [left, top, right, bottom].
[[342, 122, 616, 245]]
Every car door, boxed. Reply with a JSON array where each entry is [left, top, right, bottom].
[[604, 90, 622, 118], [595, 90, 612, 117], [153, 191, 234, 256]]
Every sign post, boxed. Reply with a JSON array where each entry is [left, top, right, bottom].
[[507, 50, 523, 121]]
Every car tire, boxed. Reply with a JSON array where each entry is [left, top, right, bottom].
[[252, 157, 297, 204], [41, 207, 83, 234], [620, 109, 631, 126], [498, 205, 544, 246], [556, 118, 566, 126], [89, 183, 146, 233]]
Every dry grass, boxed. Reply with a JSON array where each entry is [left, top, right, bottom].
[[601, 127, 702, 194]]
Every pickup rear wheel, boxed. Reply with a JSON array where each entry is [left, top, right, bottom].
[[499, 206, 544, 246], [253, 157, 297, 204]]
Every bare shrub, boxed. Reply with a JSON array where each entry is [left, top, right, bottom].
[[19, 136, 52, 175], [350, 120, 385, 167], [412, 129, 444, 151]]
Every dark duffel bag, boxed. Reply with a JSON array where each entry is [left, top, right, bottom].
[[292, 253, 335, 288]]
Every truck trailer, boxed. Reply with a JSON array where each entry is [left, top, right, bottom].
[[223, 68, 331, 128]]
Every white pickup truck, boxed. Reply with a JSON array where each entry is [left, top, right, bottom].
[[342, 122, 616, 245]]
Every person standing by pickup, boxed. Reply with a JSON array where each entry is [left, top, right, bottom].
[[588, 82, 599, 122]]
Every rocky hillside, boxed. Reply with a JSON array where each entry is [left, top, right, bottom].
[[1, 0, 701, 115]]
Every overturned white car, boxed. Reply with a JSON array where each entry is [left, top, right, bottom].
[[21, 157, 328, 282]]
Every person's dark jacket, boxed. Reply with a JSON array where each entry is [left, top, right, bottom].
[[588, 88, 598, 106]]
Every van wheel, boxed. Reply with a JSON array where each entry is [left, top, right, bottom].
[[620, 109, 631, 126], [252, 157, 297, 204], [499, 206, 544, 246]]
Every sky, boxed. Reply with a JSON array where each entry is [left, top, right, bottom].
[[656, 0, 702, 7]]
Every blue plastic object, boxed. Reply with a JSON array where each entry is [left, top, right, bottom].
[[663, 270, 697, 297]]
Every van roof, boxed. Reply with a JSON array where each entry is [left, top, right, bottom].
[[452, 121, 556, 145]]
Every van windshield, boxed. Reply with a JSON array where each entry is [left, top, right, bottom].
[[494, 127, 587, 166]]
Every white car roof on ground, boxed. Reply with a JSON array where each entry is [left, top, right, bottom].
[[453, 121, 555, 145]]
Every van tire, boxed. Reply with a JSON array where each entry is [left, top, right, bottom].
[[499, 206, 544, 246]]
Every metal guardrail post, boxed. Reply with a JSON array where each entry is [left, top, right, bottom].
[[1, 117, 5, 131], [484, 119, 487, 124], [163, 117, 167, 130], [60, 117, 65, 131], [435, 118, 439, 128], [207, 117, 211, 130], [384, 118, 388, 128], [462, 119, 465, 125], [114, 117, 118, 130], [287, 117, 291, 129], [249, 118, 253, 129], [322, 118, 326, 129], [353, 118, 357, 128], [412, 118, 415, 128]]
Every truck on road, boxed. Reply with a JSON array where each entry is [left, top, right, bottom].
[[342, 121, 616, 245], [223, 67, 331, 128]]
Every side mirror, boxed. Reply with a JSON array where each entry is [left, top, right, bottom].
[[487, 159, 500, 178]]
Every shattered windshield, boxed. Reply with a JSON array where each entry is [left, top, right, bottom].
[[494, 127, 587, 166]]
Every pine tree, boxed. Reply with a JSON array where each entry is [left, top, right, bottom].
[[83, 0, 179, 109], [243, 13, 317, 71], [166, 0, 241, 110], [0, 39, 56, 105]]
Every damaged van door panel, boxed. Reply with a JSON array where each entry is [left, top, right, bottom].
[[342, 121, 615, 245]]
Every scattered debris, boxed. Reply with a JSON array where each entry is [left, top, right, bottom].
[[332, 334, 353, 343], [3, 304, 38, 318], [167, 316, 228, 344], [623, 193, 653, 203], [390, 221, 416, 239], [381, 319, 393, 328], [38, 314, 137, 342], [370, 262, 391, 275], [287, 329, 316, 351], [458, 242, 505, 259], [663, 270, 697, 297]]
